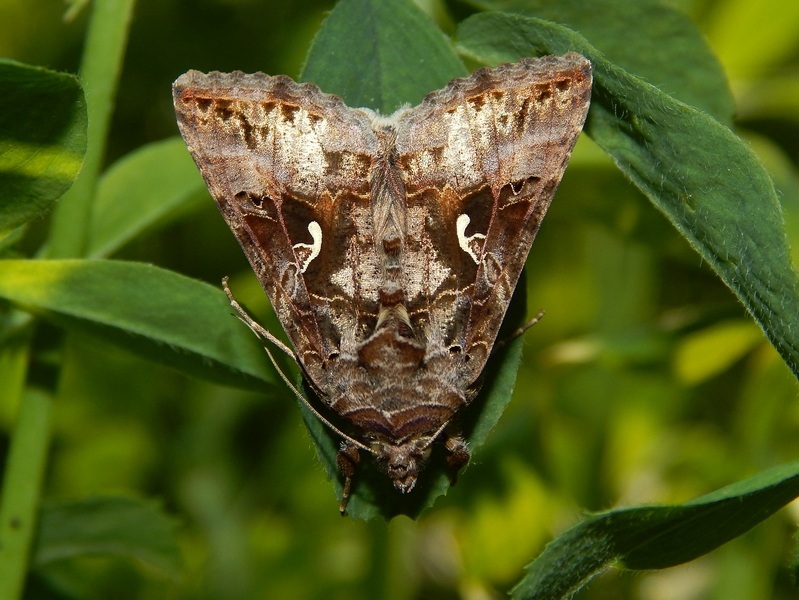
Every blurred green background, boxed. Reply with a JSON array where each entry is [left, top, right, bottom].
[[3, 0, 799, 598]]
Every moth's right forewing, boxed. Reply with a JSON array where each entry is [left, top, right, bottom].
[[393, 54, 592, 379]]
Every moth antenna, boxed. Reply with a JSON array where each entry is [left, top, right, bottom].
[[223, 277, 297, 359], [420, 419, 452, 451], [260, 339, 373, 454], [222, 278, 372, 454], [493, 309, 545, 352]]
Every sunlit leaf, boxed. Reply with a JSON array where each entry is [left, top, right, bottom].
[[0, 259, 275, 390], [0, 59, 86, 238]]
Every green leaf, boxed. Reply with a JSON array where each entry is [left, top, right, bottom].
[[301, 0, 467, 113], [511, 460, 799, 599], [456, 14, 799, 380], [0, 259, 275, 390], [462, 0, 734, 123], [87, 137, 207, 258], [0, 59, 87, 237], [304, 337, 525, 520], [32, 496, 182, 578]]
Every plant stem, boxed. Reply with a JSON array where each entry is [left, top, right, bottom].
[[0, 336, 51, 600], [0, 1, 137, 596], [48, 0, 137, 258]]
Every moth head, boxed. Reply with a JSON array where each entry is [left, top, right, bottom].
[[372, 437, 432, 494]]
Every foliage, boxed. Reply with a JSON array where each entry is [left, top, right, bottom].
[[1, 0, 799, 598]]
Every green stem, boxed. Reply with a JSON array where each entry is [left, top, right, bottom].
[[0, 1, 137, 595], [48, 0, 137, 258], [0, 332, 51, 600]]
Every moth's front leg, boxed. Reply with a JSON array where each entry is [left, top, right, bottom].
[[336, 441, 361, 514], [444, 434, 470, 485]]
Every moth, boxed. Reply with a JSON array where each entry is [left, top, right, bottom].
[[173, 53, 592, 512]]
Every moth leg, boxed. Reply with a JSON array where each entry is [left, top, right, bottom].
[[444, 434, 470, 485], [222, 277, 297, 360], [493, 309, 545, 352], [337, 441, 361, 514]]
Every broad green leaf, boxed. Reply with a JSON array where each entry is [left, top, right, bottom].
[[301, 0, 467, 113], [511, 460, 799, 599], [87, 137, 207, 258], [0, 259, 275, 390], [463, 0, 734, 123], [32, 496, 182, 578], [0, 59, 87, 237], [456, 14, 799, 380]]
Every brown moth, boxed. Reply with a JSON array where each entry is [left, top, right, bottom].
[[173, 54, 592, 512]]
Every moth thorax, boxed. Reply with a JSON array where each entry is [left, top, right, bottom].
[[370, 126, 407, 267], [372, 437, 432, 494]]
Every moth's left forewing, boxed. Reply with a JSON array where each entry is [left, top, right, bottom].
[[173, 71, 380, 388], [394, 54, 592, 380]]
